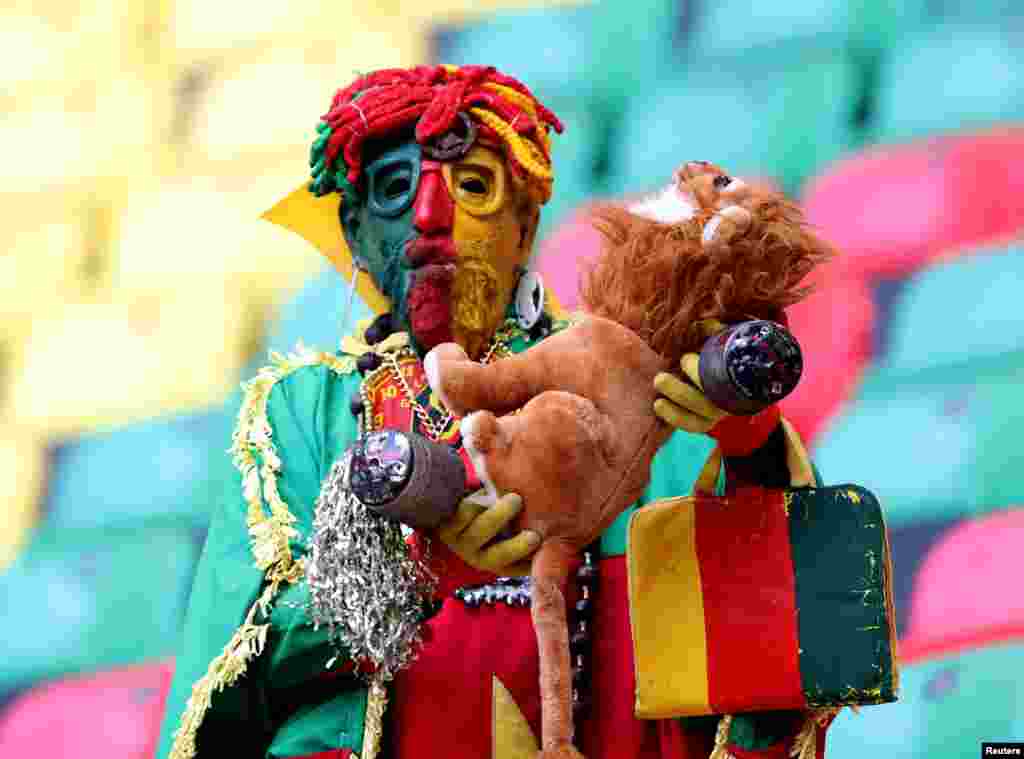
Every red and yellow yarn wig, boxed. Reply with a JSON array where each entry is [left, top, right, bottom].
[[309, 64, 563, 205], [265, 65, 563, 314]]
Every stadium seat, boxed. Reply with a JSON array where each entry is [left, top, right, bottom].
[[812, 350, 1024, 529], [41, 407, 235, 531], [904, 507, 1024, 651], [534, 204, 607, 312], [538, 102, 607, 241], [0, 660, 173, 759], [922, 0, 1024, 29], [882, 244, 1024, 373], [802, 140, 957, 280], [606, 53, 858, 196], [803, 129, 1024, 279], [872, 23, 1024, 145], [431, 5, 599, 102], [782, 273, 876, 446], [266, 265, 373, 357], [685, 0, 857, 58], [827, 638, 1024, 758], [0, 524, 199, 701]]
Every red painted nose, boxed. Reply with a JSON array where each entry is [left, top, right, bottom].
[[413, 160, 454, 235]]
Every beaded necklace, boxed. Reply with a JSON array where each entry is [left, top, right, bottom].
[[351, 312, 599, 749]]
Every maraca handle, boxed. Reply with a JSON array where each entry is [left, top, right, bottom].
[[697, 320, 803, 416]]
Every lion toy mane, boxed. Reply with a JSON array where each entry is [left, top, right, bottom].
[[424, 160, 834, 759]]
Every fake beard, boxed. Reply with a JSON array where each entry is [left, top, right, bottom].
[[407, 264, 455, 353], [406, 256, 502, 359], [450, 258, 502, 360]]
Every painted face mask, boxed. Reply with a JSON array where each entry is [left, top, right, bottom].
[[344, 137, 538, 359]]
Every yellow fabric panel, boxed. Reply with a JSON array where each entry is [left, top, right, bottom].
[[627, 496, 710, 718], [262, 182, 392, 315], [0, 432, 46, 571], [492, 675, 539, 759]]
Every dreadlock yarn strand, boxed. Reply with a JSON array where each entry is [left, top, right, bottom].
[[470, 108, 553, 180]]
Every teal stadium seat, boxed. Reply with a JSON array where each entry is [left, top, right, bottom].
[[683, 0, 929, 63], [925, 0, 1023, 25], [827, 640, 1024, 759], [882, 245, 1024, 374], [605, 54, 859, 196], [0, 523, 199, 700], [685, 0, 858, 57], [813, 246, 1024, 526], [813, 348, 1024, 529], [431, 5, 598, 102], [42, 407, 235, 531], [872, 23, 1024, 144]]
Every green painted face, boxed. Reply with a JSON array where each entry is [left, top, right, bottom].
[[340, 134, 540, 359], [341, 138, 422, 339]]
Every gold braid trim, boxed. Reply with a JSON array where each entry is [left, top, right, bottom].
[[708, 715, 736, 759], [168, 583, 276, 759], [789, 708, 842, 759], [168, 343, 356, 759], [360, 675, 389, 759], [234, 343, 355, 580]]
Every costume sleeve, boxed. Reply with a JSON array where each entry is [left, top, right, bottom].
[[156, 360, 364, 759]]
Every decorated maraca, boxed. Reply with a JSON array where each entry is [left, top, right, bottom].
[[698, 320, 803, 416]]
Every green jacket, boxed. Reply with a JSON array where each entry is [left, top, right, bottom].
[[156, 324, 723, 759]]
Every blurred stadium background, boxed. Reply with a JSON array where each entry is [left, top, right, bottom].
[[2, 0, 1023, 756]]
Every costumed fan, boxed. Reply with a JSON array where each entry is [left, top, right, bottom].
[[156, 67, 897, 759]]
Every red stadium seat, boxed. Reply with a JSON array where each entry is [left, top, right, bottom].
[[903, 507, 1024, 660], [534, 203, 606, 312], [781, 271, 876, 446], [0, 660, 174, 759], [803, 128, 1024, 280]]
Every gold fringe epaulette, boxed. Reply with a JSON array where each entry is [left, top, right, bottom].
[[789, 707, 842, 759], [707, 708, 842, 759], [168, 343, 356, 759]]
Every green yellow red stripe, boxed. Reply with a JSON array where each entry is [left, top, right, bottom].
[[628, 496, 710, 717], [694, 489, 805, 712]]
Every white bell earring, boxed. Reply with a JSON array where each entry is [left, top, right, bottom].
[[513, 270, 545, 330]]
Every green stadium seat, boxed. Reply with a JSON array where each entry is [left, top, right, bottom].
[[925, 0, 1023, 25], [538, 102, 605, 241], [605, 53, 859, 195], [0, 524, 200, 700], [685, 0, 857, 58], [431, 5, 599, 101], [827, 639, 1024, 759], [42, 407, 235, 532], [872, 23, 1024, 144], [883, 245, 1024, 374], [813, 350, 1024, 529]]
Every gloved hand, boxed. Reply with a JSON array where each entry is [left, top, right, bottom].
[[653, 319, 730, 435], [654, 319, 782, 457], [436, 491, 541, 576]]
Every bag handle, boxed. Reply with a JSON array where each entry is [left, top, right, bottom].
[[692, 416, 816, 496]]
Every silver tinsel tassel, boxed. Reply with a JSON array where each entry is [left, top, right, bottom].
[[307, 455, 436, 680]]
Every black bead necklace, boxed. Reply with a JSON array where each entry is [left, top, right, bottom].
[[570, 542, 599, 743]]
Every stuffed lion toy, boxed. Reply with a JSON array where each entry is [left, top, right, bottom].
[[424, 160, 834, 759]]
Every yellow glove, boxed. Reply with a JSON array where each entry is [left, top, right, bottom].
[[437, 492, 541, 576], [652, 320, 729, 434]]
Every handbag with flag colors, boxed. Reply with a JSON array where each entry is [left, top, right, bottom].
[[628, 482, 898, 719]]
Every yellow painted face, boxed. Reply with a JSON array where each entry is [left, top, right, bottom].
[[443, 144, 539, 359]]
